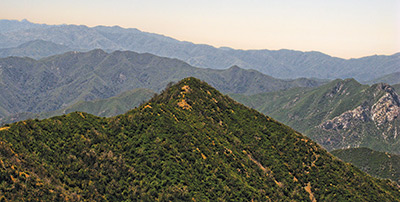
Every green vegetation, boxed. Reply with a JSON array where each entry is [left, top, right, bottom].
[[0, 77, 399, 201], [231, 79, 400, 153], [332, 148, 400, 184], [0, 50, 323, 121], [0, 88, 155, 124]]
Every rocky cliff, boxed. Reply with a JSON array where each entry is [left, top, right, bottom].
[[320, 84, 400, 130], [231, 80, 400, 153]]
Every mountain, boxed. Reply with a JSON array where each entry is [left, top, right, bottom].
[[231, 79, 400, 153], [331, 148, 400, 184], [0, 19, 49, 33], [367, 72, 400, 85], [0, 40, 72, 59], [393, 84, 400, 93], [1, 77, 399, 201], [1, 19, 399, 81], [0, 88, 156, 124], [52, 88, 155, 117], [0, 49, 323, 121]]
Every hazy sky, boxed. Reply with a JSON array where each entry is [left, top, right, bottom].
[[1, 0, 399, 58]]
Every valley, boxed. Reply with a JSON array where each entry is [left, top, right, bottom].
[[0, 16, 399, 201]]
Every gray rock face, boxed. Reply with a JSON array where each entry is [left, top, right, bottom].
[[371, 84, 400, 125], [320, 83, 400, 133], [320, 105, 371, 130], [232, 79, 400, 153]]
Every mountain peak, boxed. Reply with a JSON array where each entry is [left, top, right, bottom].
[[146, 77, 228, 113], [370, 83, 400, 125], [2, 77, 400, 200], [228, 65, 241, 70], [332, 78, 360, 87], [323, 78, 363, 98], [373, 82, 395, 92], [21, 19, 30, 23]]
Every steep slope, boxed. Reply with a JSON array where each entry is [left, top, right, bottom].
[[1, 19, 399, 81], [331, 148, 400, 184], [0, 77, 399, 201], [231, 79, 400, 153], [0, 49, 323, 120], [0, 40, 72, 59]]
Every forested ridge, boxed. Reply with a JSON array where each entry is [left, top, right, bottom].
[[1, 78, 399, 201]]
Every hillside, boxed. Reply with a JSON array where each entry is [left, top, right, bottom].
[[0, 88, 155, 124], [393, 84, 400, 93], [367, 72, 400, 85], [0, 40, 72, 59], [0, 77, 399, 201], [0, 49, 323, 121], [331, 148, 400, 184], [1, 19, 399, 81], [231, 79, 400, 153], [52, 88, 155, 117]]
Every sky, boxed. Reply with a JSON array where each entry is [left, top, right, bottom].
[[0, 0, 399, 58]]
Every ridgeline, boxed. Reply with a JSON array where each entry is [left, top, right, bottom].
[[0, 78, 399, 201]]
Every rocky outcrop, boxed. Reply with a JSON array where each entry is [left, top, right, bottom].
[[320, 83, 400, 130], [319, 104, 370, 130], [325, 79, 352, 97], [371, 84, 400, 125]]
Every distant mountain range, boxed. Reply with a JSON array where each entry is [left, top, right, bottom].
[[1, 19, 399, 200], [0, 88, 155, 124], [0, 49, 323, 121], [367, 72, 400, 85], [1, 77, 399, 201], [1, 19, 399, 81], [231, 79, 400, 154], [0, 39, 72, 59]]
